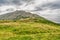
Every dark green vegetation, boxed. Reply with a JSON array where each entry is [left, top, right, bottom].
[[0, 11, 60, 40]]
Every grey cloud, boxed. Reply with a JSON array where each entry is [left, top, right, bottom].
[[11, 0, 22, 5], [41, 0, 60, 10], [0, 0, 23, 5], [0, 0, 6, 4], [35, 0, 60, 11], [1, 0, 60, 11], [0, 0, 33, 5], [33, 7, 43, 11]]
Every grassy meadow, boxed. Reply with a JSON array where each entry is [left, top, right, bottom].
[[0, 18, 60, 40]]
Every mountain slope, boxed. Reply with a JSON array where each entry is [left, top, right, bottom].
[[0, 10, 60, 40], [0, 16, 60, 40], [0, 10, 40, 20]]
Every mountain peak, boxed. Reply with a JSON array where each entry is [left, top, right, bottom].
[[0, 10, 40, 20]]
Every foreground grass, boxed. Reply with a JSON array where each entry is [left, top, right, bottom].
[[0, 18, 60, 40]]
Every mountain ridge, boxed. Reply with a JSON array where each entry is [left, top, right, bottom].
[[0, 10, 40, 20]]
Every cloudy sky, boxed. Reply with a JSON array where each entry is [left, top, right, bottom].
[[0, 0, 60, 15], [0, 0, 60, 23], [0, 0, 60, 11]]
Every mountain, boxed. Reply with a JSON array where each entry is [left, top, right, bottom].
[[0, 10, 57, 24], [0, 10, 40, 20], [0, 9, 60, 40], [0, 11, 60, 40]]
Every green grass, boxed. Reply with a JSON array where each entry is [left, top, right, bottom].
[[0, 18, 60, 40]]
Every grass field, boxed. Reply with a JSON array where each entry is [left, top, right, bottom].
[[0, 18, 60, 40]]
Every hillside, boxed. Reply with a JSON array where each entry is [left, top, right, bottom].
[[0, 11, 60, 40]]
